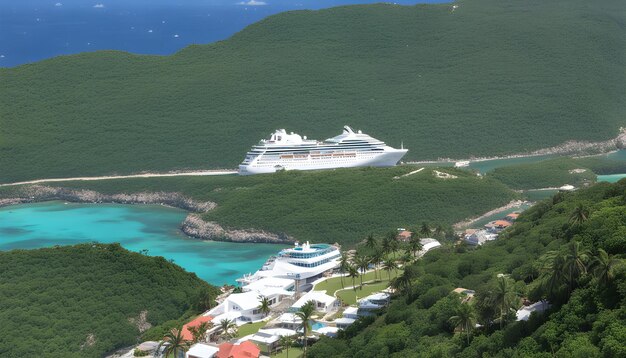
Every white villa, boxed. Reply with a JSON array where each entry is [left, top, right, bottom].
[[291, 290, 340, 313], [186, 343, 219, 358], [358, 292, 391, 311]]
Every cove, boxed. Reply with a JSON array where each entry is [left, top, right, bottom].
[[0, 201, 282, 285]]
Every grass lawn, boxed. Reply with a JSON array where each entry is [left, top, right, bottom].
[[314, 269, 401, 303], [336, 280, 395, 306], [272, 347, 304, 358], [235, 321, 266, 338]]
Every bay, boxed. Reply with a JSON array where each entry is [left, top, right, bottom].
[[0, 201, 283, 285]]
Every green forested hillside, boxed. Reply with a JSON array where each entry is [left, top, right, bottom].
[[0, 244, 219, 358], [1, 0, 625, 183], [24, 166, 517, 246], [309, 180, 626, 357]]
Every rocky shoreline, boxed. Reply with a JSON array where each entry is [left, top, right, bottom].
[[409, 129, 626, 164], [0, 185, 293, 244]]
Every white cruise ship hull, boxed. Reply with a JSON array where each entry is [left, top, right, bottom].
[[239, 147, 408, 175]]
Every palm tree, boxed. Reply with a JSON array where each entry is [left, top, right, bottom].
[[295, 301, 315, 358], [188, 321, 213, 343], [538, 251, 567, 301], [493, 275, 518, 329], [420, 222, 431, 237], [434, 224, 445, 239], [399, 251, 413, 267], [347, 265, 359, 292], [279, 335, 294, 358], [364, 233, 377, 251], [370, 250, 384, 281], [339, 253, 350, 289], [563, 240, 590, 294], [354, 254, 370, 288], [382, 232, 394, 256], [157, 327, 190, 358], [408, 235, 423, 258], [569, 203, 590, 226], [590, 248, 622, 287], [392, 268, 414, 294], [218, 318, 237, 340], [258, 295, 271, 317], [382, 258, 398, 282], [449, 303, 477, 345]]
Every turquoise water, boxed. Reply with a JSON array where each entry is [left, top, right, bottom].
[[0, 201, 283, 285], [597, 173, 626, 183]]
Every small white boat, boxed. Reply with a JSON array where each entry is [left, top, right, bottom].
[[454, 161, 470, 168]]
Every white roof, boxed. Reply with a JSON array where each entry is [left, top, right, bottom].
[[186, 343, 219, 358], [516, 301, 550, 321], [278, 312, 302, 323], [293, 291, 336, 309], [335, 317, 356, 325], [363, 292, 390, 301], [243, 277, 295, 292], [212, 311, 242, 323], [420, 238, 442, 252], [258, 328, 297, 337], [314, 326, 339, 335], [250, 331, 280, 345], [343, 307, 358, 316], [227, 291, 262, 311]]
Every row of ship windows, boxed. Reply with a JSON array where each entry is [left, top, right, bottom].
[[289, 254, 341, 268]]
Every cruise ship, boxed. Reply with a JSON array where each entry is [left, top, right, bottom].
[[237, 242, 341, 290], [238, 126, 408, 175]]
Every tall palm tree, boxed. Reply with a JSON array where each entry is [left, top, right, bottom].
[[354, 254, 370, 288], [382, 258, 398, 282], [538, 251, 567, 301], [279, 335, 294, 358], [364, 233, 377, 251], [157, 327, 190, 358], [563, 240, 590, 294], [449, 303, 477, 345], [408, 236, 423, 258], [399, 251, 413, 267], [295, 301, 315, 358], [434, 224, 445, 239], [569, 203, 590, 226], [347, 265, 360, 292], [382, 232, 394, 256], [590, 248, 622, 287], [392, 268, 414, 294], [258, 295, 271, 317], [339, 253, 350, 289], [371, 250, 384, 281], [218, 318, 237, 340], [420, 222, 431, 237], [188, 321, 213, 343], [493, 275, 518, 329]]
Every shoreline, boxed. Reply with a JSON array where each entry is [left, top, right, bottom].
[[0, 185, 292, 245], [407, 131, 625, 165]]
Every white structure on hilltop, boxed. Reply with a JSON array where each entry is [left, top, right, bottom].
[[358, 292, 391, 311], [238, 242, 341, 290], [238, 125, 408, 175], [186, 343, 219, 358]]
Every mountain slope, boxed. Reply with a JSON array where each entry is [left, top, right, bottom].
[[1, 0, 625, 183]]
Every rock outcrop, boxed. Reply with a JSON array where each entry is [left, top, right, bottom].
[[181, 214, 293, 244]]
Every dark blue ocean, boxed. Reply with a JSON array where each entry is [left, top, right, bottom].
[[0, 0, 446, 68]]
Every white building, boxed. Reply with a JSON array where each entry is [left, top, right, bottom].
[[186, 343, 219, 358], [291, 290, 340, 313], [238, 242, 341, 291], [358, 292, 390, 311]]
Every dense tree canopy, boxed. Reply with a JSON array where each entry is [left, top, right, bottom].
[[309, 179, 626, 357], [0, 244, 219, 358]]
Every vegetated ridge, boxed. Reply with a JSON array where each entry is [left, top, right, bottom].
[[1, 0, 625, 183], [0, 244, 219, 358], [0, 166, 517, 247], [308, 179, 626, 357]]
